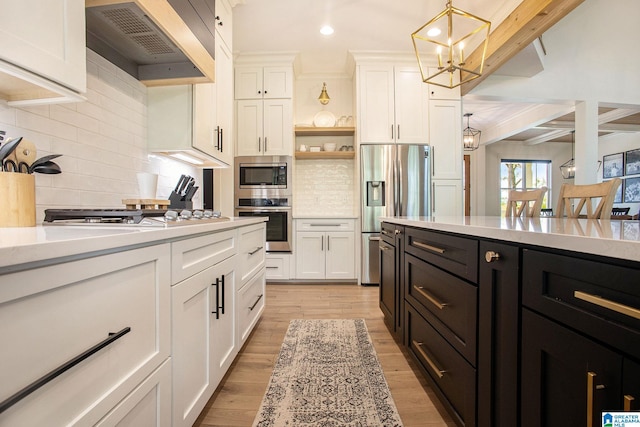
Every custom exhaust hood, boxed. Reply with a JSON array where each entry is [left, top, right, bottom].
[[85, 0, 216, 86]]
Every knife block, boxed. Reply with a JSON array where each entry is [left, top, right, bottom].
[[0, 172, 36, 227]]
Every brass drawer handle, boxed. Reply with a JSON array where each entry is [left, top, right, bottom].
[[412, 340, 446, 378], [379, 245, 391, 251], [586, 371, 606, 427], [625, 395, 636, 411], [574, 291, 640, 320], [412, 240, 445, 254], [414, 285, 448, 310]]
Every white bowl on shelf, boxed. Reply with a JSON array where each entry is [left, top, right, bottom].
[[309, 146, 321, 152], [323, 143, 337, 152]]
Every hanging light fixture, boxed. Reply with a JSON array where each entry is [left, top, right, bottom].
[[411, 0, 491, 89], [318, 82, 330, 105], [463, 113, 481, 151], [560, 131, 576, 179]]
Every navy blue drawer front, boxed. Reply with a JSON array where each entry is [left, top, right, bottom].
[[522, 249, 640, 359], [405, 227, 478, 283], [405, 253, 477, 364], [406, 304, 476, 427]]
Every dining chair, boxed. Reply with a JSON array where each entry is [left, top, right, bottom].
[[540, 208, 554, 217], [555, 179, 622, 220], [611, 207, 630, 216], [505, 187, 548, 217]]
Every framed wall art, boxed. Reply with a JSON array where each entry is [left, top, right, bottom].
[[603, 152, 624, 178], [613, 179, 624, 203], [625, 149, 640, 176], [624, 176, 640, 203]]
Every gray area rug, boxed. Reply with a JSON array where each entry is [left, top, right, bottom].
[[253, 319, 403, 426]]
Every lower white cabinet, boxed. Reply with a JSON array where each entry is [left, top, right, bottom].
[[171, 253, 237, 427], [265, 253, 291, 281], [295, 219, 356, 280], [237, 223, 266, 345], [237, 268, 266, 345], [0, 244, 171, 425]]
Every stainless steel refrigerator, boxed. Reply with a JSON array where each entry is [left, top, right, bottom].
[[360, 144, 431, 285]]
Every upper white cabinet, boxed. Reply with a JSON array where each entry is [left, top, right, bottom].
[[214, 0, 233, 47], [0, 0, 86, 105], [235, 66, 293, 100], [236, 98, 293, 156], [357, 65, 428, 144], [429, 100, 462, 180]]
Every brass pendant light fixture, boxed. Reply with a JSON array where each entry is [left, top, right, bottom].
[[462, 113, 481, 151], [412, 0, 491, 89], [560, 131, 576, 179], [318, 82, 330, 105]]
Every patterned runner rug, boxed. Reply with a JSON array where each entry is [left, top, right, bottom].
[[252, 319, 403, 426]]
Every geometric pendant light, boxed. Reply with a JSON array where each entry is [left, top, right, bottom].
[[559, 131, 576, 179], [412, 0, 491, 89], [462, 112, 481, 151]]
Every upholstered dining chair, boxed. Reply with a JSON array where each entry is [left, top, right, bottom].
[[505, 187, 548, 217], [555, 178, 622, 220]]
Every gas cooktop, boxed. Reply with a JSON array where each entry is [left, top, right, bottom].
[[43, 209, 229, 227]]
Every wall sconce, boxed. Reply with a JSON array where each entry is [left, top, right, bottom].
[[318, 82, 330, 105]]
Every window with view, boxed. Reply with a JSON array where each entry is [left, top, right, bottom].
[[500, 160, 551, 215]]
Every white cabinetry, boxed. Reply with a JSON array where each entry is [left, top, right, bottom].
[[236, 98, 293, 156], [295, 219, 356, 280], [0, 0, 86, 105], [234, 66, 293, 99], [214, 0, 233, 48], [171, 230, 237, 427], [0, 244, 171, 425], [357, 65, 428, 144], [266, 253, 291, 281], [236, 223, 266, 345]]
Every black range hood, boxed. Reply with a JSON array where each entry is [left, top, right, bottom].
[[85, 0, 216, 85]]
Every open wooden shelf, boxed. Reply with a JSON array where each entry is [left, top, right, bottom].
[[295, 151, 355, 160], [294, 126, 355, 136]]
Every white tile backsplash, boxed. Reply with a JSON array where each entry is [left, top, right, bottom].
[[0, 49, 201, 222], [294, 159, 357, 217]]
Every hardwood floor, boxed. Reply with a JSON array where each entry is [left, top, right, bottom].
[[194, 283, 456, 427]]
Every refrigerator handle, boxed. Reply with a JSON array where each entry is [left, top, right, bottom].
[[395, 151, 401, 215]]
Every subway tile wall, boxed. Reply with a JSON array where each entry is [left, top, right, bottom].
[[0, 49, 200, 222], [293, 159, 357, 217]]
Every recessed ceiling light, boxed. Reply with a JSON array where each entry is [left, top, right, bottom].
[[427, 28, 441, 37], [320, 25, 334, 35]]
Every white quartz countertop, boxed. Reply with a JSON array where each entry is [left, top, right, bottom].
[[381, 216, 640, 263], [0, 217, 266, 270]]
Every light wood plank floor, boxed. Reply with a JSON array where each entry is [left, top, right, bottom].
[[194, 283, 456, 427]]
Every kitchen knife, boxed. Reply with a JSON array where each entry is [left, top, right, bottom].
[[177, 175, 191, 195], [182, 179, 195, 199], [174, 174, 186, 193], [184, 185, 199, 201]]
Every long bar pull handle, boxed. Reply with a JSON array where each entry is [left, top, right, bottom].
[[219, 127, 224, 152], [264, 137, 268, 152], [327, 235, 330, 251], [587, 371, 596, 427], [0, 327, 131, 414], [412, 340, 445, 378], [369, 236, 381, 241], [414, 286, 448, 310], [321, 235, 324, 251], [249, 294, 264, 311], [397, 125, 400, 140], [574, 291, 640, 320], [310, 223, 342, 227], [625, 395, 636, 411], [380, 230, 392, 237], [380, 244, 391, 251], [220, 275, 225, 315], [413, 240, 446, 254], [391, 125, 394, 140], [258, 137, 261, 152], [249, 246, 263, 255], [211, 278, 220, 319]]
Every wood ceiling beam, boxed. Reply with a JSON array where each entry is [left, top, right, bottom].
[[460, 0, 585, 96]]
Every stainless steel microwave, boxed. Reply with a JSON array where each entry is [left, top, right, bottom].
[[235, 156, 291, 191]]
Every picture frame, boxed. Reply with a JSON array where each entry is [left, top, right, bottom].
[[625, 149, 640, 176], [603, 152, 624, 178], [624, 176, 640, 203]]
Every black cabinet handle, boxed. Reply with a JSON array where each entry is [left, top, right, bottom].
[[248, 246, 263, 255], [249, 294, 264, 311], [0, 327, 131, 414], [211, 275, 225, 318], [220, 275, 225, 315]]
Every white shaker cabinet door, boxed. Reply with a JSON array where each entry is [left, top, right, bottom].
[[236, 99, 263, 156], [429, 100, 462, 180], [394, 67, 429, 144], [432, 179, 463, 216], [263, 99, 293, 155], [358, 65, 395, 143], [325, 232, 356, 280], [295, 231, 326, 279]]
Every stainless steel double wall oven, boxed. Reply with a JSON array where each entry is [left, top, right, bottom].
[[234, 156, 292, 252]]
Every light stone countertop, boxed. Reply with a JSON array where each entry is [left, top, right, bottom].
[[381, 216, 640, 263], [0, 217, 267, 270]]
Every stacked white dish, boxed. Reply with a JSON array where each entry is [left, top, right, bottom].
[[323, 143, 337, 152]]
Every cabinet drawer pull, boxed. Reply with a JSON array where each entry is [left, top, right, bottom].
[[381, 230, 392, 236], [412, 240, 445, 254], [211, 275, 226, 318], [249, 293, 264, 311], [625, 395, 636, 411], [310, 223, 342, 227], [249, 246, 263, 255], [380, 245, 391, 251], [266, 266, 278, 269], [587, 371, 596, 427], [0, 327, 131, 414], [574, 291, 640, 320], [414, 285, 448, 310], [369, 236, 381, 241], [412, 340, 446, 378]]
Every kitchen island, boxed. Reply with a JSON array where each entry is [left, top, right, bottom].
[[0, 217, 267, 426], [380, 216, 640, 427]]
